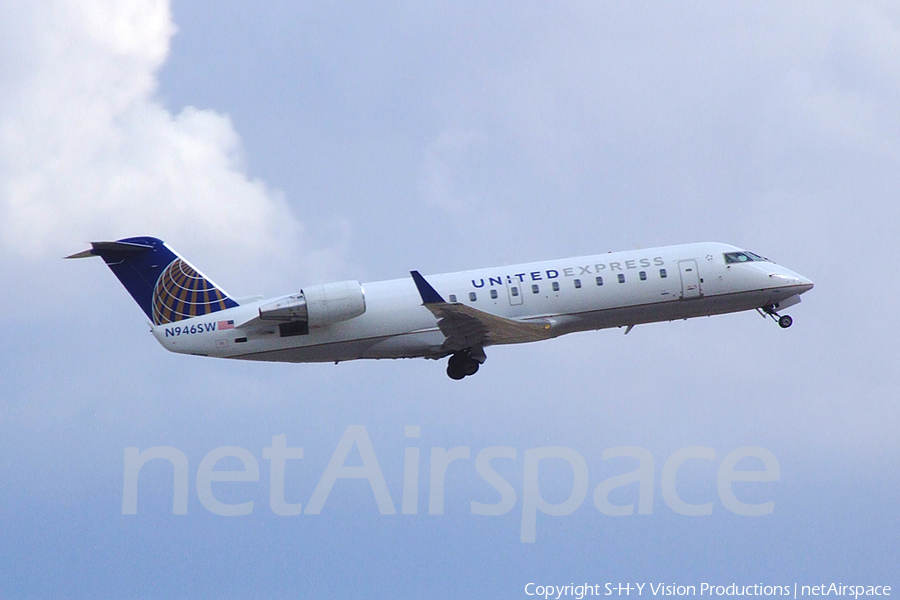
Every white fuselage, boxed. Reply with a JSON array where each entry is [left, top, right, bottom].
[[151, 242, 813, 364]]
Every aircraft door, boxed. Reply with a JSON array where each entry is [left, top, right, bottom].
[[678, 260, 702, 299], [506, 279, 523, 305]]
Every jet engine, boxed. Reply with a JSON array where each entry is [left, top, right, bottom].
[[258, 281, 366, 335]]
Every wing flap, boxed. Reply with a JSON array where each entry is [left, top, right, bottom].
[[410, 270, 553, 352], [429, 302, 553, 350]]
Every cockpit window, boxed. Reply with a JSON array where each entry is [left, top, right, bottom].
[[724, 251, 769, 264]]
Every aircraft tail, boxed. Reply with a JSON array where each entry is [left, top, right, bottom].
[[67, 236, 238, 325]]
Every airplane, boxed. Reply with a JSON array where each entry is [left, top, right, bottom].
[[68, 237, 813, 379]]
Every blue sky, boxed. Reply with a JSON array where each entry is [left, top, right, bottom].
[[1, 2, 898, 598]]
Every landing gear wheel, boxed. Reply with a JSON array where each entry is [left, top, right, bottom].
[[447, 353, 468, 380], [446, 352, 481, 380], [447, 364, 466, 380], [761, 305, 794, 329]]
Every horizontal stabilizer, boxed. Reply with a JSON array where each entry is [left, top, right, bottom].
[[65, 240, 154, 259]]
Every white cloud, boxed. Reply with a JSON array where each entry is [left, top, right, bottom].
[[0, 0, 309, 285], [419, 128, 489, 213]]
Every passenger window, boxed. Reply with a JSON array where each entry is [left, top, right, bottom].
[[449, 294, 457, 303], [511, 287, 519, 297], [659, 268, 667, 278], [639, 271, 647, 281], [531, 284, 539, 294], [596, 276, 603, 286], [574, 279, 582, 289], [617, 274, 625, 283], [469, 292, 477, 302], [490, 289, 498, 299], [552, 281, 560, 292]]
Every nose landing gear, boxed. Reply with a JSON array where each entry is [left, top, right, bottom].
[[759, 305, 793, 328]]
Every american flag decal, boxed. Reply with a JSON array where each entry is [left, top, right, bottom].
[[218, 320, 235, 330]]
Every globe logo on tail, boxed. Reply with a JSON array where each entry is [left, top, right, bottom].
[[151, 259, 232, 325]]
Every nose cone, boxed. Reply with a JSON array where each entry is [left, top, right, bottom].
[[768, 267, 814, 294]]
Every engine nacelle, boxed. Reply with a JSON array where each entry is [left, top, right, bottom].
[[258, 281, 366, 329]]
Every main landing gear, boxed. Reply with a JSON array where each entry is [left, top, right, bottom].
[[446, 350, 482, 380], [759, 305, 793, 328]]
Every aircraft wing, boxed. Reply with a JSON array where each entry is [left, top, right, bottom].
[[410, 271, 553, 351]]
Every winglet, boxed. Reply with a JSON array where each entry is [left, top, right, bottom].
[[410, 270, 446, 304]]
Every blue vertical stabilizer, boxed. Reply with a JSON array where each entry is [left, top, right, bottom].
[[67, 237, 238, 324]]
